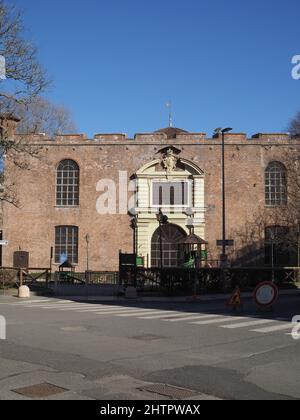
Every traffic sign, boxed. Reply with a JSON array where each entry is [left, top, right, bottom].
[[217, 240, 234, 247], [0, 240, 8, 246], [254, 282, 279, 308]]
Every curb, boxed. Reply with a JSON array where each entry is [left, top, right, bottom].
[[49, 288, 300, 303]]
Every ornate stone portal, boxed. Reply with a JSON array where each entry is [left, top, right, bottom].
[[134, 154, 206, 267]]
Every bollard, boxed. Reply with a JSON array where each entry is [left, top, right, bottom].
[[18, 285, 30, 299]]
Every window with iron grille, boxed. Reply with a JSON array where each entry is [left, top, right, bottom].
[[265, 162, 287, 206], [151, 224, 186, 268], [55, 226, 78, 265], [56, 160, 80, 206], [152, 182, 188, 206]]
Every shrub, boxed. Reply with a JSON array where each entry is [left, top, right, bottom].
[[0, 269, 18, 289]]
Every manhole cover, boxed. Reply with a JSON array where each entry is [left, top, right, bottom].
[[141, 384, 199, 400], [130, 334, 166, 341], [12, 383, 68, 398]]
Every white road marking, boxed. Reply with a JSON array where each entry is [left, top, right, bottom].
[[37, 302, 115, 309], [191, 316, 244, 325], [137, 312, 181, 319], [56, 305, 119, 311], [1, 300, 296, 337], [41, 304, 92, 310], [251, 323, 297, 333], [141, 311, 190, 319], [17, 300, 60, 304], [35, 303, 91, 309], [76, 306, 144, 315], [90, 308, 155, 315], [221, 319, 276, 329], [75, 306, 135, 313], [116, 310, 169, 317], [164, 314, 222, 323], [0, 300, 58, 306]]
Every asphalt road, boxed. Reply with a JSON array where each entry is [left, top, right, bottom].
[[0, 294, 299, 400]]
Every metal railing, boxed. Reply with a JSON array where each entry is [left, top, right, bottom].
[[119, 266, 300, 294], [0, 267, 51, 289]]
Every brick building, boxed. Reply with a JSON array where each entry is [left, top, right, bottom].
[[1, 118, 298, 272]]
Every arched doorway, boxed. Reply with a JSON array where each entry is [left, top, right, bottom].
[[151, 224, 187, 268]]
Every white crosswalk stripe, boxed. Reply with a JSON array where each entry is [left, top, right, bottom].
[[87, 308, 151, 315], [191, 316, 244, 325], [87, 308, 154, 316], [17, 299, 59, 305], [16, 301, 73, 307], [139, 312, 189, 320], [34, 304, 88, 310], [0, 300, 58, 306], [251, 323, 297, 333], [163, 314, 222, 322], [221, 319, 276, 329], [37, 304, 90, 309], [116, 310, 169, 317], [76, 307, 134, 313], [41, 307, 95, 311], [53, 305, 101, 311]]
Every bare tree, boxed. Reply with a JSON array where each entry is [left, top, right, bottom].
[[16, 97, 76, 138], [288, 111, 300, 137], [230, 206, 297, 267], [0, 1, 48, 107], [0, 1, 49, 205]]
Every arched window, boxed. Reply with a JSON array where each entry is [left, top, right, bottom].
[[151, 224, 187, 268], [56, 160, 80, 206], [265, 162, 287, 206]]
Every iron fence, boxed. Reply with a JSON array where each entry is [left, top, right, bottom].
[[119, 266, 300, 294]]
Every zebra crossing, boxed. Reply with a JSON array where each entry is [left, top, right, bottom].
[[0, 299, 296, 336]]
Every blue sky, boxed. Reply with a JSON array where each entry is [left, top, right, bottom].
[[14, 0, 300, 137]]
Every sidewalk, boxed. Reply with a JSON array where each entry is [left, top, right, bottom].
[[1, 287, 299, 303], [50, 288, 300, 303]]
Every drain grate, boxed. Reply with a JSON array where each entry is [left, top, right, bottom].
[[130, 334, 166, 342], [12, 383, 68, 398], [141, 384, 199, 400]]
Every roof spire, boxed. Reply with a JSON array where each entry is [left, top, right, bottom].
[[166, 101, 173, 128]]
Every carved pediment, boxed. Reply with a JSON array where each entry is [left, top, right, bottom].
[[161, 148, 178, 174]]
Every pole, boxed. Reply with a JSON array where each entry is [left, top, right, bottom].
[[49, 247, 53, 288], [87, 242, 89, 272], [134, 221, 137, 288], [131, 218, 138, 288], [85, 234, 90, 272], [194, 253, 200, 299], [159, 219, 164, 285], [222, 131, 226, 261], [271, 238, 275, 283], [133, 224, 136, 256]]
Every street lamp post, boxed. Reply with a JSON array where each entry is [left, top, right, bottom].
[[130, 216, 138, 288], [270, 230, 276, 283], [130, 217, 137, 256], [156, 209, 169, 282], [85, 234, 90, 272]]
